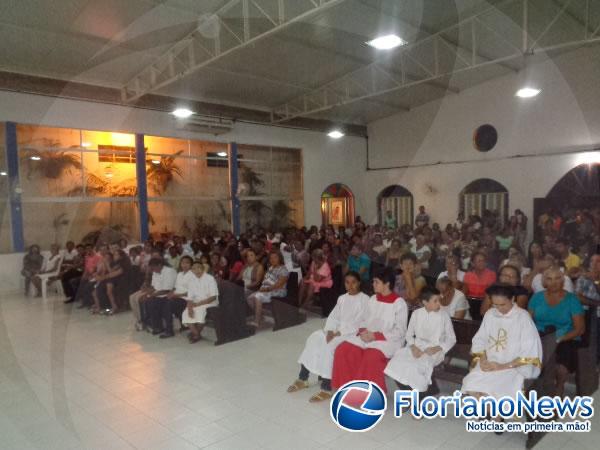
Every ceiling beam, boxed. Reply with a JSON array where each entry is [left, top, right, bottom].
[[0, 70, 367, 136], [121, 0, 348, 103]]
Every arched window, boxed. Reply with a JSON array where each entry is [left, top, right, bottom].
[[377, 185, 413, 228], [321, 183, 354, 228], [460, 179, 509, 224]]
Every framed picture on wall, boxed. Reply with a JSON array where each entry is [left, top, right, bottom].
[[330, 198, 345, 225]]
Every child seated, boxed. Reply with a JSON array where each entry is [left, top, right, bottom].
[[287, 272, 368, 402], [385, 287, 456, 395]]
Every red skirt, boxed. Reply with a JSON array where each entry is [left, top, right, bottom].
[[331, 341, 389, 393]]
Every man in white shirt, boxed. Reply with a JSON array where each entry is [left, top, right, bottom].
[[181, 261, 219, 343], [61, 241, 78, 264], [129, 258, 177, 331]]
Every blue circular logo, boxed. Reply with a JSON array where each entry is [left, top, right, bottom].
[[330, 380, 387, 432]]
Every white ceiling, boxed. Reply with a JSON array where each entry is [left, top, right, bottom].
[[0, 0, 599, 125]]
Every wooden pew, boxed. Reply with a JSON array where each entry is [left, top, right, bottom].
[[432, 318, 481, 384], [205, 280, 254, 346], [524, 327, 558, 449], [271, 272, 307, 331], [575, 306, 599, 396]]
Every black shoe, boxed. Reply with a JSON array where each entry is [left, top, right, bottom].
[[64, 298, 75, 304], [151, 329, 164, 335], [159, 332, 174, 339]]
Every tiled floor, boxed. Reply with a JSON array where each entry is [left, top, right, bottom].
[[0, 292, 598, 449]]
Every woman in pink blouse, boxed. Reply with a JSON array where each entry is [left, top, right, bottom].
[[299, 249, 333, 307]]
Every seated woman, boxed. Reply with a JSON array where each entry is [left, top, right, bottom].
[[288, 271, 368, 402], [436, 277, 470, 319], [461, 284, 542, 400], [92, 246, 131, 315], [298, 249, 333, 307], [393, 253, 426, 313], [247, 251, 289, 328], [332, 267, 408, 393], [528, 267, 585, 397], [21, 244, 44, 296], [385, 287, 456, 396], [181, 260, 219, 343], [385, 239, 403, 269], [480, 264, 529, 316], [236, 249, 265, 297]]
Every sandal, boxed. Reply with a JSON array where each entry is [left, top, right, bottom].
[[309, 390, 332, 402], [287, 379, 309, 393]]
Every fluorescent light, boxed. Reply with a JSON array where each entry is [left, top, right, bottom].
[[515, 87, 541, 98], [0, 171, 7, 176], [81, 142, 92, 148], [151, 160, 161, 165], [30, 156, 41, 161], [217, 151, 227, 157], [367, 34, 406, 50], [171, 108, 195, 118], [327, 130, 345, 139]]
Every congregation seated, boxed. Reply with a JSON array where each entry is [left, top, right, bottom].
[[525, 254, 575, 293], [528, 267, 585, 397], [129, 257, 177, 331], [436, 254, 465, 290], [331, 267, 407, 393], [436, 277, 470, 319], [247, 251, 289, 328], [298, 249, 333, 308], [235, 248, 265, 296], [91, 244, 131, 315], [463, 251, 497, 320], [480, 264, 529, 315], [29, 244, 62, 296], [144, 255, 195, 338], [393, 252, 426, 312], [287, 271, 368, 402]]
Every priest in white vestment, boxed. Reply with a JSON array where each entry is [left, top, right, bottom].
[[461, 284, 542, 399]]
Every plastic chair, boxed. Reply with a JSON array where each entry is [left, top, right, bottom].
[[37, 255, 64, 300]]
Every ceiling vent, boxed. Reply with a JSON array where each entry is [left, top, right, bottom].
[[172, 116, 233, 135]]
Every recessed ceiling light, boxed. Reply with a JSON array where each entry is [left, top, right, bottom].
[[151, 160, 161, 165], [515, 87, 541, 98], [217, 151, 227, 157], [0, 171, 7, 176], [171, 108, 195, 118], [367, 34, 406, 50], [30, 156, 41, 161], [327, 130, 345, 139]]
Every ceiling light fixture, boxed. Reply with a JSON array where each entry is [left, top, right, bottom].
[[0, 171, 7, 176], [217, 151, 227, 157], [171, 108, 195, 118], [81, 142, 92, 148], [151, 160, 161, 165], [367, 34, 406, 50], [327, 130, 345, 139], [515, 87, 541, 98], [30, 156, 41, 161]]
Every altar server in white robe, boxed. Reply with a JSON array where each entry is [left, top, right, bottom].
[[287, 271, 368, 402], [385, 287, 456, 393], [332, 267, 408, 393], [461, 284, 542, 399]]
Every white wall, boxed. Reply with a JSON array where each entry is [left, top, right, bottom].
[[365, 46, 600, 237], [0, 90, 367, 229]]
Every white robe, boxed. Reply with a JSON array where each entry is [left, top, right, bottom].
[[343, 294, 408, 358], [461, 305, 542, 398], [298, 292, 369, 378], [385, 308, 456, 391]]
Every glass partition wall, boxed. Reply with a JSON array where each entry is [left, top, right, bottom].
[[4, 123, 303, 250]]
